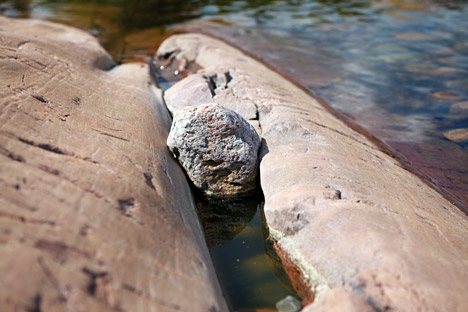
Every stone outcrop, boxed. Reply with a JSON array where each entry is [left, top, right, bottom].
[[164, 74, 214, 115], [157, 33, 468, 311], [0, 17, 227, 312], [157, 52, 261, 136], [167, 103, 260, 197]]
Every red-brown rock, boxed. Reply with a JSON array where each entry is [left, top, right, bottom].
[[157, 33, 468, 312], [0, 17, 227, 312]]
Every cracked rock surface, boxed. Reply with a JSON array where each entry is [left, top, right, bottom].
[[157, 33, 468, 312], [0, 17, 227, 312], [167, 103, 260, 198]]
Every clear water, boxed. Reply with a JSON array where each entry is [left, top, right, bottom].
[[195, 195, 298, 311], [3, 0, 466, 211], [2, 0, 467, 309], [182, 0, 468, 211]]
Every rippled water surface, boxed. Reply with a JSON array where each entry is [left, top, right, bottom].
[[2, 0, 467, 310], [2, 0, 466, 210]]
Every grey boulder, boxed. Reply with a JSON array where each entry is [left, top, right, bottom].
[[167, 103, 260, 197]]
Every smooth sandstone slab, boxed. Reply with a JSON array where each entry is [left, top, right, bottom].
[[0, 17, 227, 312], [157, 34, 468, 311]]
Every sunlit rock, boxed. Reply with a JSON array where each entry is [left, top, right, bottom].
[[164, 74, 214, 115], [301, 287, 374, 312], [160, 33, 468, 312], [0, 17, 227, 312], [167, 103, 261, 197]]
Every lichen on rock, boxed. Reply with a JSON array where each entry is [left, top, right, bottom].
[[167, 103, 261, 198]]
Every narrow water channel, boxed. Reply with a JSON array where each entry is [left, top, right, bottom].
[[195, 193, 299, 311], [153, 58, 300, 311]]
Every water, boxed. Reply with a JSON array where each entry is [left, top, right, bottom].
[[3, 0, 466, 210], [2, 0, 467, 308], [183, 0, 468, 211], [195, 195, 298, 311]]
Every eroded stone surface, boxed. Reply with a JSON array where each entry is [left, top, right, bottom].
[[158, 33, 468, 311], [162, 69, 261, 135], [167, 103, 260, 197], [0, 17, 227, 312]]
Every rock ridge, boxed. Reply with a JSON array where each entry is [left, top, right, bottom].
[[0, 17, 227, 312], [157, 33, 468, 312]]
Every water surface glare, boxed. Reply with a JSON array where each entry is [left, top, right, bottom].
[[2, 0, 466, 210]]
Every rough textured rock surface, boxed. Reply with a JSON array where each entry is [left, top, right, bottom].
[[158, 34, 468, 311], [0, 17, 227, 312], [167, 103, 260, 197], [158, 57, 261, 136]]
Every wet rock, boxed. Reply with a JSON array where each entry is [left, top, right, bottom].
[[431, 90, 459, 101], [275, 295, 301, 312], [167, 103, 260, 197], [443, 128, 468, 143], [450, 101, 468, 115]]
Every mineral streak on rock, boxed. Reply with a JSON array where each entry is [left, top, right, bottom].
[[167, 103, 261, 198]]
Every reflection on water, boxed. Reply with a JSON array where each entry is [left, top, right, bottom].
[[195, 195, 259, 247], [1, 1, 467, 208]]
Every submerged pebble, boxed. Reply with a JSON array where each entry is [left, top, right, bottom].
[[449, 101, 468, 115], [443, 128, 468, 144], [276, 295, 302, 312]]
